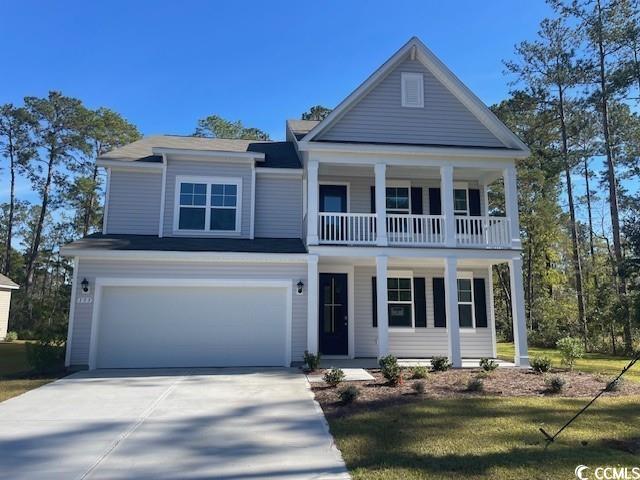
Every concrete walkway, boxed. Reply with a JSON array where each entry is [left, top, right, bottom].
[[0, 369, 349, 480]]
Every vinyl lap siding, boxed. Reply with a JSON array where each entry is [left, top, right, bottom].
[[354, 266, 494, 358], [68, 260, 307, 366], [319, 58, 504, 148], [0, 289, 11, 340], [106, 170, 162, 235], [163, 159, 252, 238], [254, 175, 302, 238]]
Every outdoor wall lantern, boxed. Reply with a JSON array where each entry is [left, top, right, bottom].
[[296, 280, 304, 295], [81, 278, 90, 293]]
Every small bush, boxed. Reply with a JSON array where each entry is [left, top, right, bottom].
[[323, 367, 345, 387], [379, 355, 403, 386], [530, 355, 552, 373], [606, 378, 625, 392], [25, 342, 65, 373], [409, 365, 429, 379], [431, 356, 452, 372], [4, 331, 18, 342], [303, 350, 321, 372], [466, 376, 484, 392], [338, 385, 359, 404], [413, 380, 427, 394], [545, 375, 567, 393], [556, 337, 584, 370], [479, 357, 498, 373]]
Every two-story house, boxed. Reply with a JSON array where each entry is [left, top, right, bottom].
[[61, 37, 530, 370]]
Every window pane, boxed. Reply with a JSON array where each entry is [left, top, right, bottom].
[[211, 194, 224, 207], [457, 279, 472, 302], [193, 193, 206, 206], [180, 183, 193, 194], [223, 195, 237, 207], [225, 184, 237, 196], [399, 278, 411, 289], [459, 304, 473, 327], [211, 208, 236, 230], [388, 290, 398, 302], [454, 189, 467, 212], [179, 207, 205, 230], [399, 290, 412, 302], [388, 304, 412, 327], [387, 278, 398, 289], [211, 184, 224, 195], [193, 183, 206, 195], [180, 194, 192, 206]]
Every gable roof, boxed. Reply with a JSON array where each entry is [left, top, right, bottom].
[[301, 37, 529, 153], [0, 273, 19, 289], [286, 120, 320, 140], [101, 135, 302, 169]]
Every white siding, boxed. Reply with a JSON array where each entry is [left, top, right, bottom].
[[163, 159, 253, 238], [318, 58, 505, 148], [0, 289, 11, 340], [106, 170, 162, 235], [69, 260, 308, 367], [354, 266, 494, 358], [255, 175, 303, 238]]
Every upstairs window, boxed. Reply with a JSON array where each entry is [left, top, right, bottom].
[[175, 177, 241, 233], [401, 72, 424, 108], [386, 187, 410, 214], [454, 183, 469, 216]]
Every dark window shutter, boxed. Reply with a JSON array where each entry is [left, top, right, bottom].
[[469, 189, 481, 216], [410, 187, 423, 214], [473, 278, 488, 327], [370, 186, 376, 213], [372, 276, 377, 327], [428, 188, 441, 215], [413, 277, 426, 327], [433, 277, 446, 327]]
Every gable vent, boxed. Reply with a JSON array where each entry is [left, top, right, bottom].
[[401, 72, 424, 108]]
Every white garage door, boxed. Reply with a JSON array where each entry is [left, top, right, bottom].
[[93, 284, 288, 368]]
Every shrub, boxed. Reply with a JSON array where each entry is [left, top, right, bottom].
[[338, 385, 359, 404], [479, 357, 498, 373], [545, 375, 567, 393], [409, 365, 429, 379], [4, 331, 18, 342], [413, 380, 427, 394], [303, 350, 321, 372], [431, 356, 452, 372], [556, 337, 584, 370], [606, 378, 625, 392], [379, 355, 403, 386], [466, 376, 484, 392], [25, 323, 66, 373], [530, 355, 552, 373], [323, 367, 345, 387]]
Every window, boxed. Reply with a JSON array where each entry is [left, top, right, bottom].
[[457, 277, 474, 328], [454, 189, 468, 215], [386, 187, 410, 213], [401, 72, 424, 108], [175, 177, 241, 233], [387, 275, 413, 327]]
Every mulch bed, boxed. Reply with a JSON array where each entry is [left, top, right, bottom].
[[311, 368, 640, 417]]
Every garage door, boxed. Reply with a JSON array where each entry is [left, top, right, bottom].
[[93, 284, 288, 368]]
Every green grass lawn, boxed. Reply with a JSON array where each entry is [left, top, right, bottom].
[[0, 341, 64, 403], [328, 396, 640, 480], [497, 343, 639, 383]]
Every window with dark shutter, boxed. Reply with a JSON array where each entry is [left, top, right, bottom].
[[428, 188, 441, 215], [469, 189, 481, 216], [433, 277, 446, 327], [413, 277, 426, 327], [370, 186, 376, 213]]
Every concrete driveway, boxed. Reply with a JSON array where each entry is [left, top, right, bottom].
[[0, 369, 349, 480]]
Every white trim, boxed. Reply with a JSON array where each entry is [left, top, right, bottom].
[[386, 270, 415, 331], [64, 256, 79, 367], [318, 264, 356, 359], [318, 181, 351, 213], [488, 265, 497, 358], [172, 175, 243, 235], [96, 159, 164, 171], [102, 168, 111, 234], [301, 37, 529, 152], [307, 245, 521, 260], [88, 277, 293, 370], [401, 72, 424, 108], [60, 248, 308, 263], [250, 163, 256, 239], [255, 168, 303, 177], [151, 147, 265, 161], [158, 155, 167, 237]]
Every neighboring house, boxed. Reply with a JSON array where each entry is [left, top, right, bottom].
[[0, 274, 19, 341], [61, 37, 530, 370]]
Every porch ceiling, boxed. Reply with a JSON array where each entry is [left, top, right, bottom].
[[317, 163, 503, 183], [316, 253, 506, 268]]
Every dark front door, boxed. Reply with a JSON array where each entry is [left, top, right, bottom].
[[319, 273, 348, 355], [319, 185, 347, 213]]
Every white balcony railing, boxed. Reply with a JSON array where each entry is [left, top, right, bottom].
[[386, 214, 445, 246], [455, 216, 511, 248], [318, 212, 377, 245]]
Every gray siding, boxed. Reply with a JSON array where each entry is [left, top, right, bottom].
[[0, 289, 11, 340], [319, 58, 504, 147], [163, 159, 252, 238], [107, 170, 162, 235], [255, 175, 303, 238], [69, 259, 308, 367], [354, 266, 494, 358]]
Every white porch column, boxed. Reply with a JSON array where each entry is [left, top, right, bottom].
[[306, 254, 319, 354], [503, 166, 521, 248], [440, 165, 456, 247], [509, 256, 530, 367], [374, 163, 388, 246], [307, 159, 319, 245], [376, 255, 389, 357], [480, 181, 489, 216], [444, 256, 462, 368]]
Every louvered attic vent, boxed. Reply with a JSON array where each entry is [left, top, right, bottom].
[[401, 72, 424, 108]]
